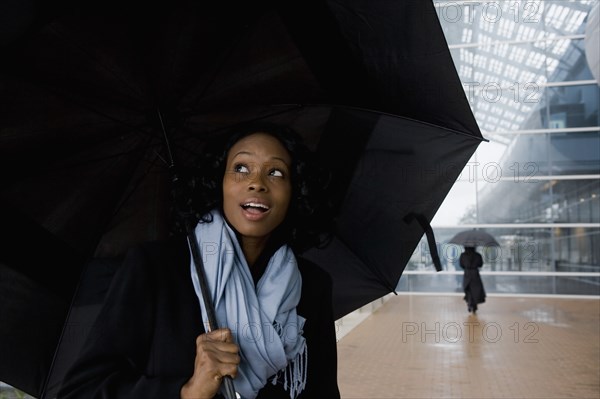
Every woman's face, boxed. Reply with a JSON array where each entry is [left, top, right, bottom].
[[222, 132, 292, 241]]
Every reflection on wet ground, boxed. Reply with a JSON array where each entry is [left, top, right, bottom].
[[337, 294, 600, 398], [397, 273, 600, 296], [521, 305, 573, 327]]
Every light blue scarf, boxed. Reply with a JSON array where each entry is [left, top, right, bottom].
[[189, 210, 307, 399]]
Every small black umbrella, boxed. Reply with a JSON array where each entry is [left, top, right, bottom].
[[0, 0, 484, 396], [448, 229, 500, 248]]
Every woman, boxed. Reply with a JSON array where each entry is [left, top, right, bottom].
[[58, 124, 340, 398], [459, 246, 486, 314]]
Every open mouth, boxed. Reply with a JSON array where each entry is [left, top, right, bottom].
[[241, 202, 270, 213]]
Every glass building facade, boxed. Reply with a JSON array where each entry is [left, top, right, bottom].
[[402, 0, 600, 296]]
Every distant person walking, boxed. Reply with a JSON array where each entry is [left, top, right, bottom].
[[459, 246, 486, 313]]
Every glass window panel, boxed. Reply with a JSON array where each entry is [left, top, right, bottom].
[[461, 27, 473, 43], [477, 178, 600, 224], [547, 39, 596, 82], [546, 2, 571, 30], [552, 179, 600, 223], [548, 133, 600, 175], [469, 81, 548, 132], [545, 84, 600, 128], [554, 227, 600, 270], [564, 9, 588, 32], [478, 179, 554, 224], [481, 185, 589, 239], [516, 24, 538, 41], [467, 82, 593, 132], [543, 0, 596, 34], [412, 227, 600, 273]]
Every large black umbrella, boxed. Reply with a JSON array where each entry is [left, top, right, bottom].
[[0, 0, 484, 396]]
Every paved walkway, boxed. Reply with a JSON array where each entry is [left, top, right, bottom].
[[336, 294, 600, 399]]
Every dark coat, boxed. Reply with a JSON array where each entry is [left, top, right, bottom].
[[57, 238, 340, 398], [459, 250, 486, 306]]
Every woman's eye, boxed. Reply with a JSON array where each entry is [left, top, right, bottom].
[[234, 164, 250, 173], [269, 169, 284, 177]]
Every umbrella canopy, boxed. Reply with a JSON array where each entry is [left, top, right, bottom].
[[0, 0, 484, 396], [448, 229, 500, 248]]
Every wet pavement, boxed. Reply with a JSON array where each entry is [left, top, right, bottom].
[[337, 294, 600, 398]]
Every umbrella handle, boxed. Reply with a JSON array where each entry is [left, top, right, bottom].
[[404, 213, 442, 272], [221, 376, 238, 399], [187, 227, 238, 399]]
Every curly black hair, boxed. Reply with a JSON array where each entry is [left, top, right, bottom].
[[172, 122, 334, 254]]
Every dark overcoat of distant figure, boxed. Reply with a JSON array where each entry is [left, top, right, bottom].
[[459, 246, 486, 313]]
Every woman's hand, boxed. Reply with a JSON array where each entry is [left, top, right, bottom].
[[180, 328, 240, 399]]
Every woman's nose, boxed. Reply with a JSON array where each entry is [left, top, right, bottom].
[[247, 171, 267, 192]]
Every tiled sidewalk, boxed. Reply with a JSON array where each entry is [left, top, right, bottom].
[[336, 294, 600, 399]]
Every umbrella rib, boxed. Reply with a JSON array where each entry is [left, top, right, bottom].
[[156, 109, 176, 169], [106, 148, 165, 225], [177, 104, 304, 142], [16, 140, 164, 177], [185, 20, 252, 111], [334, 235, 398, 294], [179, 103, 487, 143], [7, 50, 164, 149], [14, 73, 159, 141], [2, 78, 153, 148], [314, 104, 488, 142], [5, 77, 176, 176], [48, 23, 146, 101]]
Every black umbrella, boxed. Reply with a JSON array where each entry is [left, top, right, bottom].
[[448, 229, 500, 248], [0, 0, 484, 396]]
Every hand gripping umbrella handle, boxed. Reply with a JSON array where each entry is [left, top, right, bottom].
[[187, 226, 238, 399], [160, 108, 236, 399]]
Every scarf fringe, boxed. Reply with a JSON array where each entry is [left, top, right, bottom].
[[271, 341, 308, 399]]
